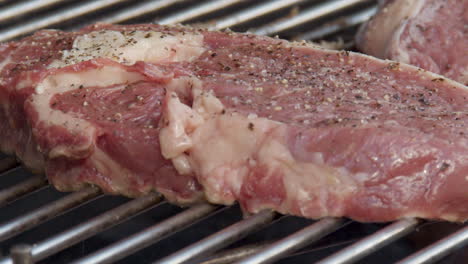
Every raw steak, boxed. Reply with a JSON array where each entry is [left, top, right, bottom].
[[356, 0, 468, 85], [0, 24, 467, 222], [0, 26, 204, 203]]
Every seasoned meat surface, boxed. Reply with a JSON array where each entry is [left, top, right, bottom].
[[0, 24, 467, 221]]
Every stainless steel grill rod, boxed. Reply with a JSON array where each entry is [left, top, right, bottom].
[[296, 6, 377, 40], [0, 176, 48, 207], [396, 225, 468, 264], [0, 0, 63, 24], [0, 0, 129, 42], [0, 157, 17, 173], [0, 193, 162, 264], [72, 203, 218, 264], [101, 0, 182, 24], [157, 0, 245, 25], [155, 210, 276, 264], [317, 218, 419, 264], [252, 0, 371, 36], [0, 187, 101, 242], [208, 0, 305, 30], [236, 218, 345, 264], [10, 244, 32, 264], [200, 243, 269, 264]]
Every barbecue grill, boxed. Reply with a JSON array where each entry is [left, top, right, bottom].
[[0, 0, 467, 263]]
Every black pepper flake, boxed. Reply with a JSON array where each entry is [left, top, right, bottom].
[[416, 24, 427, 31], [248, 122, 254, 131], [387, 62, 400, 70], [440, 162, 450, 172], [372, 102, 383, 109], [418, 97, 430, 106], [340, 50, 350, 56]]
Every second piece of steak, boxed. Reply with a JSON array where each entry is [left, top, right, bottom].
[[1, 24, 467, 222], [356, 0, 468, 85]]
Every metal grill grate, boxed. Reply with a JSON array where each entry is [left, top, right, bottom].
[[0, 0, 467, 263]]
